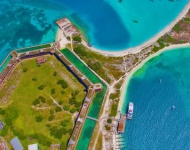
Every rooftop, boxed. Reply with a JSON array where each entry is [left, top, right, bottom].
[[28, 143, 39, 150], [10, 137, 23, 150]]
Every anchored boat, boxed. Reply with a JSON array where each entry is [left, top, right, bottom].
[[127, 102, 134, 119]]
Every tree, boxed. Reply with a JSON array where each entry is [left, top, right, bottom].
[[73, 35, 82, 43], [53, 71, 57, 76], [33, 98, 40, 105], [32, 77, 37, 81], [60, 120, 68, 127], [55, 106, 62, 112], [1, 126, 8, 136], [48, 115, 54, 121], [57, 80, 68, 89], [107, 118, 112, 124], [38, 85, 46, 90], [23, 68, 28, 72], [35, 115, 43, 122], [51, 88, 56, 94], [50, 109, 54, 115], [39, 96, 46, 103], [70, 108, 77, 113], [63, 105, 70, 111], [58, 100, 63, 105]]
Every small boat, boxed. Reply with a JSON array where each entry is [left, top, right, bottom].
[[171, 106, 175, 110], [160, 79, 162, 83]]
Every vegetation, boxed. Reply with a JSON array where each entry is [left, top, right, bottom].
[[0, 56, 86, 149], [73, 44, 125, 83], [173, 23, 182, 33], [73, 35, 82, 43], [107, 118, 112, 124]]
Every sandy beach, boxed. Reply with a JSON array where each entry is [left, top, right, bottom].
[[81, 2, 190, 56], [118, 43, 190, 111]]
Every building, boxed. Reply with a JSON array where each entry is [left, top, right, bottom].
[[36, 56, 46, 64], [28, 143, 39, 150], [56, 18, 79, 37], [0, 142, 6, 150], [0, 121, 4, 130], [93, 83, 103, 92], [10, 137, 23, 150]]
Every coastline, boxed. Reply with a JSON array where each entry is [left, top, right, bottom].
[[118, 43, 190, 112], [81, 2, 190, 56]]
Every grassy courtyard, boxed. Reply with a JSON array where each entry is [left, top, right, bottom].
[[0, 55, 86, 149]]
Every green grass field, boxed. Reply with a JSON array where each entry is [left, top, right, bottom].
[[0, 56, 86, 149]]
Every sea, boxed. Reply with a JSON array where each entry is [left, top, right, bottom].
[[0, 0, 189, 64], [122, 47, 190, 150]]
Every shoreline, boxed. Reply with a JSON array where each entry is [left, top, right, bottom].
[[80, 2, 190, 56], [118, 43, 190, 112]]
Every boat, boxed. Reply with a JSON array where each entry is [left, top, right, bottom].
[[171, 106, 175, 110], [127, 102, 134, 119]]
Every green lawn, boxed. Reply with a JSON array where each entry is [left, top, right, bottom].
[[0, 56, 86, 150]]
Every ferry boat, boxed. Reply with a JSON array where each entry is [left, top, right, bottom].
[[117, 114, 127, 134], [127, 102, 134, 119]]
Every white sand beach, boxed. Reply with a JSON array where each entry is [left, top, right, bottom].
[[118, 43, 190, 111]]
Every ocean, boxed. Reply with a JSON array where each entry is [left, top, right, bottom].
[[0, 0, 189, 64], [122, 47, 190, 150]]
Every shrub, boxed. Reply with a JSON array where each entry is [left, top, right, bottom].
[[32, 78, 37, 81], [67, 36, 71, 40], [61, 90, 65, 95], [60, 120, 68, 127], [51, 88, 55, 94], [105, 125, 111, 130], [70, 108, 77, 113], [57, 80, 68, 89], [33, 98, 40, 105], [48, 115, 54, 121], [53, 71, 57, 76], [73, 35, 82, 43], [107, 118, 112, 124], [46, 124, 51, 128], [39, 96, 46, 103], [58, 101, 63, 105], [63, 105, 70, 111], [50, 110, 54, 115], [55, 106, 62, 112], [0, 108, 5, 115], [23, 68, 28, 72], [35, 115, 43, 122], [38, 85, 46, 90], [1, 126, 8, 136], [72, 91, 79, 97]]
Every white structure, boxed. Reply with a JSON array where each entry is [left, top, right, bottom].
[[28, 143, 39, 150]]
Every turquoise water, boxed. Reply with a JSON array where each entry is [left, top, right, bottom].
[[122, 47, 190, 149], [76, 119, 96, 150], [0, 0, 188, 64]]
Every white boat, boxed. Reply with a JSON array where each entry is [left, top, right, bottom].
[[127, 102, 134, 119]]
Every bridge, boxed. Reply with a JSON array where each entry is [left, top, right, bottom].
[[86, 116, 99, 122]]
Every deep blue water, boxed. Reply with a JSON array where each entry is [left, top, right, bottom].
[[0, 0, 189, 64], [122, 47, 190, 150]]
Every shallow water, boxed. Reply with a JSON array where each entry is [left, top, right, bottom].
[[0, 0, 188, 64], [122, 47, 190, 150]]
